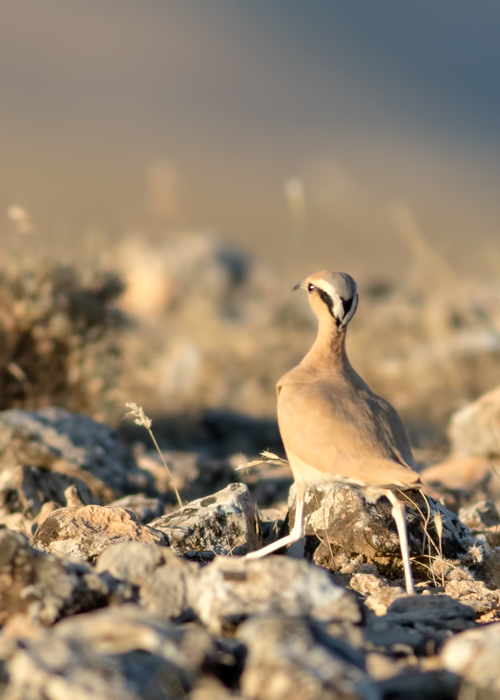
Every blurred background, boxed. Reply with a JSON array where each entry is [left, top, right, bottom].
[[2, 0, 500, 467]]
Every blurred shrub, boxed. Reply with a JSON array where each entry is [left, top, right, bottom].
[[0, 259, 126, 417]]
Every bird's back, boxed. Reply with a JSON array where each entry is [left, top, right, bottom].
[[277, 362, 420, 491]]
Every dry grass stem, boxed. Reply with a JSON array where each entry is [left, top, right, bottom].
[[236, 451, 289, 471], [124, 402, 182, 508]]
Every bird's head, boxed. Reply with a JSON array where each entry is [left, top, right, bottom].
[[294, 270, 358, 329]]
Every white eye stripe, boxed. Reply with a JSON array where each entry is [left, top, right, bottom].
[[316, 281, 344, 319]]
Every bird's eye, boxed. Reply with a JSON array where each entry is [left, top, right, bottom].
[[307, 283, 315, 292]]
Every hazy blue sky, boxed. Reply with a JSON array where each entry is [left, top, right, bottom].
[[1, 1, 500, 277]]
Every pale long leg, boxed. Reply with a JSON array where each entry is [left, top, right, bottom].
[[246, 484, 306, 559], [383, 489, 416, 595]]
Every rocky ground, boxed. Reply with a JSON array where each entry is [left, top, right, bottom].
[[2, 235, 500, 698], [0, 401, 499, 699]]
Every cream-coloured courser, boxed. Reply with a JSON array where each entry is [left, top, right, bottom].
[[247, 270, 422, 594]]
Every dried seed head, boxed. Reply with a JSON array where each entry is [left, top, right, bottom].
[[434, 513, 444, 540], [124, 402, 152, 429]]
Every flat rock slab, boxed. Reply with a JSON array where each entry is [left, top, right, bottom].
[[236, 615, 376, 700], [33, 504, 167, 562], [442, 621, 500, 695], [288, 483, 475, 575], [0, 407, 154, 501], [150, 483, 260, 556], [364, 594, 477, 654], [1, 605, 216, 700], [0, 530, 131, 626], [192, 555, 361, 635], [96, 541, 198, 620]]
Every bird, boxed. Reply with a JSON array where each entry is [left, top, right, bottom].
[[246, 270, 422, 594]]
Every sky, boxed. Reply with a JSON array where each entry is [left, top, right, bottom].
[[1, 1, 500, 279]]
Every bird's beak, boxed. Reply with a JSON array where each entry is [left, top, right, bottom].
[[293, 280, 304, 291]]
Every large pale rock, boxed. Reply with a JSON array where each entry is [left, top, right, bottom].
[[191, 555, 361, 635], [442, 622, 500, 695], [236, 615, 376, 700], [0, 407, 154, 501], [288, 483, 475, 575], [448, 386, 500, 458], [1, 605, 216, 700], [150, 483, 260, 556], [0, 530, 131, 626], [96, 542, 198, 620], [33, 504, 167, 561]]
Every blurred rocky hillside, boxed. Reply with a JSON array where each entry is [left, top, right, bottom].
[[3, 230, 500, 454]]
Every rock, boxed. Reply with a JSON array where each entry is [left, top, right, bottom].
[[421, 455, 500, 496], [33, 504, 167, 562], [444, 579, 500, 615], [236, 615, 376, 700], [150, 483, 260, 556], [110, 494, 163, 523], [191, 555, 361, 635], [0, 463, 98, 522], [187, 678, 242, 700], [350, 573, 391, 597], [64, 484, 85, 507], [442, 621, 500, 695], [1, 605, 216, 700], [96, 542, 198, 620], [364, 587, 408, 616], [0, 530, 131, 626], [0, 407, 154, 502], [363, 594, 477, 654], [448, 385, 500, 458], [459, 500, 500, 530], [288, 483, 475, 578]]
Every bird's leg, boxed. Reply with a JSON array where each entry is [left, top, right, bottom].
[[383, 489, 416, 595], [245, 484, 306, 559]]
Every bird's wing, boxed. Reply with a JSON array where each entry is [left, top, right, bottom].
[[277, 380, 421, 489]]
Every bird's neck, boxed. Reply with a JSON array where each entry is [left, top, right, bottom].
[[303, 322, 352, 373]]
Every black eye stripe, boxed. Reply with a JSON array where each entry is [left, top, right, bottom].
[[316, 288, 335, 318]]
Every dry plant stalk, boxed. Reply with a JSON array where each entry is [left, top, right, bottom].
[[236, 451, 289, 471], [124, 402, 182, 508]]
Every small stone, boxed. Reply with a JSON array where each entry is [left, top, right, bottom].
[[364, 587, 407, 616], [444, 579, 500, 615], [350, 573, 390, 597]]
